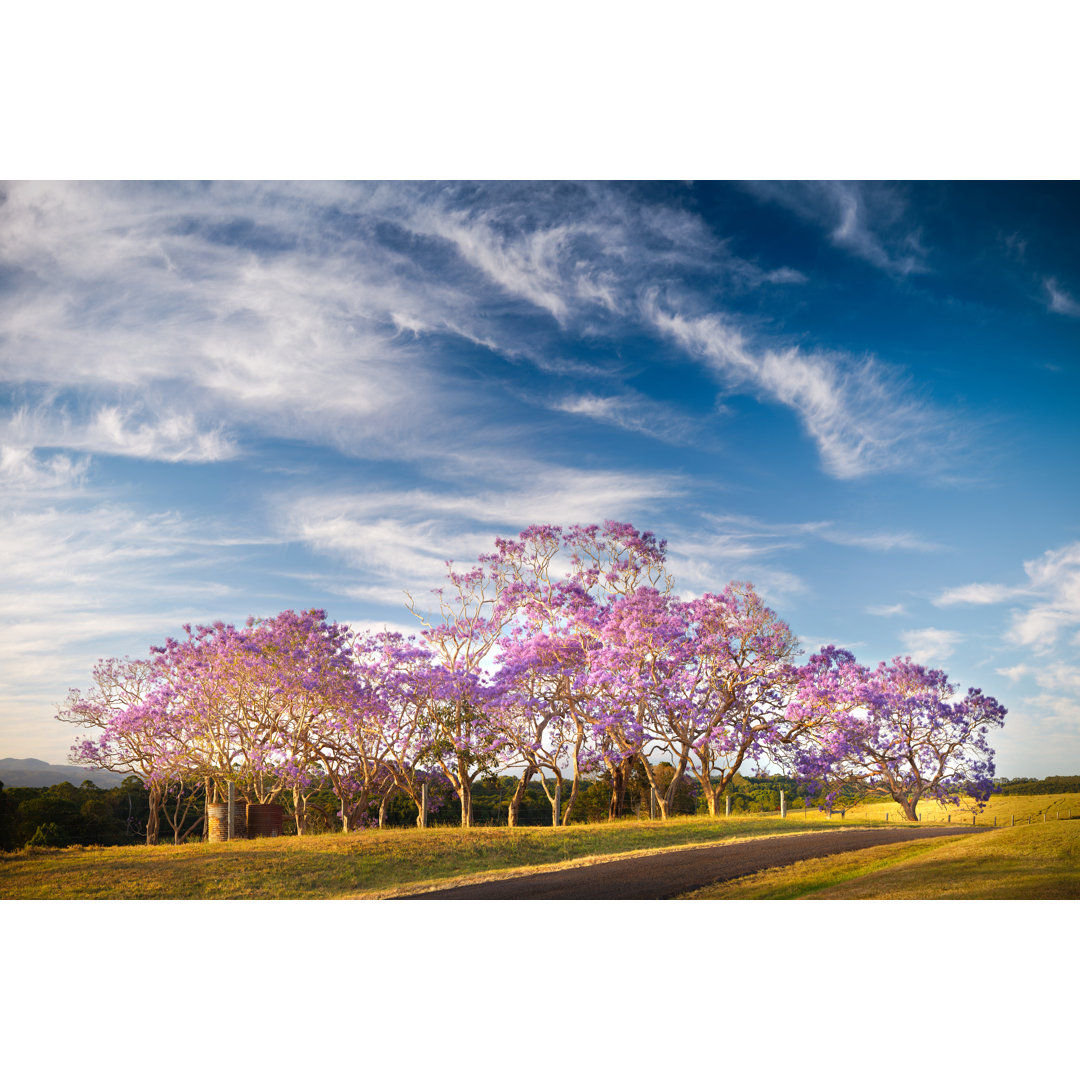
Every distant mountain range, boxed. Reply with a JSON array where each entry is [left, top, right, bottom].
[[0, 757, 124, 789]]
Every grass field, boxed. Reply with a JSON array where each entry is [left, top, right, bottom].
[[0, 814, 870, 900], [800, 791, 1080, 827], [681, 819, 1080, 899], [3, 793, 1076, 900]]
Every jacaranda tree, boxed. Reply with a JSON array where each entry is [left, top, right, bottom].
[[60, 523, 1007, 839], [788, 649, 1007, 820]]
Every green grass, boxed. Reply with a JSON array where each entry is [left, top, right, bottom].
[[680, 820, 1080, 899], [1, 814, 871, 899]]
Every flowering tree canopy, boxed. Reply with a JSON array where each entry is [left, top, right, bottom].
[[788, 649, 1007, 820], [60, 523, 1007, 840]]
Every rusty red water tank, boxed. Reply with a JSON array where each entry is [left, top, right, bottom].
[[246, 803, 284, 838], [207, 801, 248, 841]]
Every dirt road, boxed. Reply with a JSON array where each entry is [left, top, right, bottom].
[[398, 827, 972, 900]]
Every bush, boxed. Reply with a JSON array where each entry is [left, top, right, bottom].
[[26, 822, 64, 848]]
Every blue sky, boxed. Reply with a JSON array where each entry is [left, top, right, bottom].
[[2, 180, 1078, 778]]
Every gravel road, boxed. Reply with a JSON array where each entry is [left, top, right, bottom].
[[398, 827, 972, 900]]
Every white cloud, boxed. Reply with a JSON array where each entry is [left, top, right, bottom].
[[1030, 663, 1080, 694], [816, 528, 940, 553], [0, 181, 487, 465], [899, 627, 964, 664], [1007, 542, 1080, 651], [996, 663, 1032, 682], [283, 464, 683, 599], [934, 582, 1024, 606], [551, 391, 699, 444], [933, 543, 1080, 655], [867, 603, 906, 617], [1, 181, 971, 483], [1016, 694, 1080, 733], [0, 444, 89, 495], [660, 520, 810, 609], [0, 447, 290, 762], [745, 181, 928, 276], [643, 299, 957, 479], [1045, 277, 1080, 317], [3, 405, 237, 463], [701, 512, 938, 555]]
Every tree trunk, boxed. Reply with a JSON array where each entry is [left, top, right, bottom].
[[458, 763, 474, 828], [146, 783, 161, 845], [662, 754, 690, 818], [637, 755, 671, 821], [562, 728, 585, 825], [508, 768, 534, 827], [292, 785, 307, 836], [609, 759, 629, 821]]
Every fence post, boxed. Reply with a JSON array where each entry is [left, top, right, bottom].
[[420, 782, 428, 829], [780, 789, 786, 819], [947, 814, 951, 823], [885, 812, 889, 822], [725, 795, 731, 818], [1011, 815, 1014, 826], [649, 788, 655, 820], [227, 780, 236, 841], [555, 782, 562, 826]]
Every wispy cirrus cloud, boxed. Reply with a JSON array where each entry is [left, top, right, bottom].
[[281, 463, 684, 600], [642, 298, 960, 479], [1, 180, 972, 484], [550, 391, 702, 445], [867, 603, 907, 617], [0, 444, 89, 495], [1044, 277, 1080, 317], [744, 181, 929, 276], [934, 582, 1026, 606], [0, 437, 288, 757], [3, 403, 237, 463], [701, 513, 939, 554]]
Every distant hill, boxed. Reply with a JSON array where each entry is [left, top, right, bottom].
[[0, 757, 124, 789]]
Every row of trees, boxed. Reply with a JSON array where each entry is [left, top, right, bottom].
[[60, 521, 1006, 842], [1, 769, 817, 850]]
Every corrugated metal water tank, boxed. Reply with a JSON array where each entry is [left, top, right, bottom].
[[207, 801, 248, 841], [246, 803, 284, 838]]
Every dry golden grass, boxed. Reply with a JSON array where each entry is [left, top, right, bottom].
[[5, 795, 1074, 900], [822, 791, 1080, 827], [681, 820, 1080, 900], [0, 814, 857, 900]]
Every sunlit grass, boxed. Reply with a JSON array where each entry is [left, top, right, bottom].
[[782, 791, 1080, 827], [0, 814, 863, 900], [681, 820, 1080, 900], [5, 795, 1076, 900]]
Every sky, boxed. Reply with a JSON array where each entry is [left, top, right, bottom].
[[2, 179, 1079, 778]]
